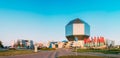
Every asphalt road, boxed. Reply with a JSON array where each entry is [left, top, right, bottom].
[[0, 48, 120, 58]]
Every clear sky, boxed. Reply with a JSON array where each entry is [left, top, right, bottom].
[[0, 0, 120, 45]]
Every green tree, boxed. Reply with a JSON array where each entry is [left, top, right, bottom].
[[0, 41, 4, 48]]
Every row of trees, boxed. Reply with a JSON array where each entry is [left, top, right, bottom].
[[0, 40, 4, 48]]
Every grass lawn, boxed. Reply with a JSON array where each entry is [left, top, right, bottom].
[[58, 55, 116, 58], [0, 50, 34, 56], [38, 48, 56, 51], [75, 49, 120, 54]]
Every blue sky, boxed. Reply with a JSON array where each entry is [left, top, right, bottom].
[[0, 0, 120, 45]]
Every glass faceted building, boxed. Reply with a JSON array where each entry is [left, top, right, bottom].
[[65, 18, 90, 41]]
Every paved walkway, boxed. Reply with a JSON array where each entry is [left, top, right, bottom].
[[0, 49, 120, 58]]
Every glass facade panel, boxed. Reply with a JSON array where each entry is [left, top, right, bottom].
[[66, 24, 73, 36], [84, 23, 90, 36]]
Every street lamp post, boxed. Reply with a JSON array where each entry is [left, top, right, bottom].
[[75, 37, 78, 56], [76, 44, 77, 56]]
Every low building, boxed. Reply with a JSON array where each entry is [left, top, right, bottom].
[[106, 39, 115, 49], [37, 42, 44, 48], [58, 42, 65, 48], [47, 41, 58, 48], [11, 39, 34, 49], [64, 36, 114, 49], [115, 45, 120, 49]]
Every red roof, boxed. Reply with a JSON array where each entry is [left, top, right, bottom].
[[97, 37, 100, 42], [84, 38, 87, 43], [93, 37, 97, 42], [86, 38, 91, 43], [99, 37, 105, 43]]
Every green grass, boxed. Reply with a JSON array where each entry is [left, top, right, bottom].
[[0, 48, 56, 56], [39, 48, 56, 51], [75, 49, 120, 54], [58, 55, 116, 58], [0, 50, 34, 56]]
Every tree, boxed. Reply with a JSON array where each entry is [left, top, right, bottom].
[[0, 41, 4, 48]]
